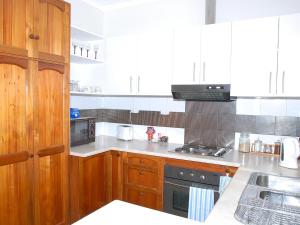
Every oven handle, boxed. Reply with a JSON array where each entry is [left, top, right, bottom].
[[164, 181, 220, 193]]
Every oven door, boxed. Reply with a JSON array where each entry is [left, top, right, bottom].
[[163, 177, 219, 218]]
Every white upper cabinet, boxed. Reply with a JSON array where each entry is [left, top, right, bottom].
[[231, 17, 279, 97], [172, 27, 201, 84], [277, 13, 300, 97], [136, 31, 173, 96], [200, 22, 231, 84], [103, 35, 137, 95]]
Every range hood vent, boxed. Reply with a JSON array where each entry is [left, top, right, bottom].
[[171, 84, 232, 102]]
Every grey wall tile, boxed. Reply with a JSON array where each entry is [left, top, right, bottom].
[[217, 130, 235, 148], [218, 101, 236, 114], [218, 113, 235, 131], [184, 128, 201, 145], [159, 112, 186, 128], [275, 117, 297, 136], [255, 116, 275, 135], [235, 115, 256, 133], [185, 113, 218, 129]]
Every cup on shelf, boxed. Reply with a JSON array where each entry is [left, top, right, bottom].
[[93, 44, 100, 60]]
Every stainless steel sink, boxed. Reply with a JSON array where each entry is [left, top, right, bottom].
[[255, 174, 300, 193], [235, 173, 300, 225]]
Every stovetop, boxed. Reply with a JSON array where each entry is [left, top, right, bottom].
[[171, 144, 230, 157]]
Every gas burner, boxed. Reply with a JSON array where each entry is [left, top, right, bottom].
[[173, 145, 230, 157]]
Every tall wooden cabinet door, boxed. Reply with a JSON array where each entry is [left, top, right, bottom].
[[0, 57, 34, 225], [34, 0, 70, 61], [0, 0, 34, 56], [33, 61, 69, 225]]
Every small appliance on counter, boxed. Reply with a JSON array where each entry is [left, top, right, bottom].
[[117, 125, 133, 141], [280, 137, 300, 169], [71, 117, 96, 147]]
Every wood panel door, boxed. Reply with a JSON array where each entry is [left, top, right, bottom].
[[0, 0, 34, 56], [79, 154, 106, 217], [34, 0, 70, 62], [104, 151, 123, 203], [0, 55, 34, 225], [33, 60, 69, 225]]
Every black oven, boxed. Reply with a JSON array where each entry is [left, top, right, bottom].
[[71, 117, 96, 147], [163, 165, 220, 218]]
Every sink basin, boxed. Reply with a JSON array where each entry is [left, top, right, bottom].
[[256, 174, 300, 193], [235, 173, 300, 225], [259, 190, 300, 208]]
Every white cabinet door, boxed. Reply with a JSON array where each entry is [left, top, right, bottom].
[[200, 22, 231, 84], [277, 13, 300, 97], [231, 17, 279, 97], [172, 27, 201, 84], [103, 35, 137, 95], [136, 31, 173, 96]]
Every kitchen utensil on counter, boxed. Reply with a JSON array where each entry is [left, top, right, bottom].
[[117, 125, 133, 141], [280, 137, 300, 169], [238, 133, 250, 153]]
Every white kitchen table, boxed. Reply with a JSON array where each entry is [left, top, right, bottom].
[[73, 200, 202, 225]]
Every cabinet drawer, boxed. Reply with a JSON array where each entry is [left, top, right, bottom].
[[127, 167, 159, 189], [127, 154, 159, 168], [125, 186, 160, 210]]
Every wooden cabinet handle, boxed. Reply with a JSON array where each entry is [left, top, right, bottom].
[[225, 169, 231, 177], [37, 145, 64, 157], [29, 34, 40, 40]]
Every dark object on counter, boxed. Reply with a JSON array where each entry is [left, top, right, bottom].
[[71, 117, 95, 147], [70, 108, 80, 119], [159, 136, 169, 143]]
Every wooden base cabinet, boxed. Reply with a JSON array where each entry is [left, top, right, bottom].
[[69, 151, 123, 223], [0, 1, 70, 225], [122, 153, 164, 211]]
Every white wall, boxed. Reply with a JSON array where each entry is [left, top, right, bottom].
[[103, 0, 206, 36], [216, 0, 300, 22], [66, 0, 104, 35]]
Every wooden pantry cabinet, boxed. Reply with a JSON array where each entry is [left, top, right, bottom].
[[0, 1, 70, 225]]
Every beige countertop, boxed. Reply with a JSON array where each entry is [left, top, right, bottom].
[[73, 200, 201, 225], [70, 135, 300, 225]]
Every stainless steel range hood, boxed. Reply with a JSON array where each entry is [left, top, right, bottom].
[[171, 84, 232, 101]]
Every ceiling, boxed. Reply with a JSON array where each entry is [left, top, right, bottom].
[[82, 0, 160, 10]]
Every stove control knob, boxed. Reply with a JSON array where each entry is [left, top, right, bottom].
[[178, 171, 184, 177], [200, 175, 206, 180], [189, 173, 195, 177]]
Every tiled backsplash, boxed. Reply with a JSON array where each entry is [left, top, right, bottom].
[[77, 97, 300, 147], [185, 101, 300, 147], [80, 109, 185, 128]]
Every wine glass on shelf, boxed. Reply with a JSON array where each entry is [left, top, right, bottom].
[[85, 43, 91, 58], [72, 41, 77, 55], [93, 44, 100, 60]]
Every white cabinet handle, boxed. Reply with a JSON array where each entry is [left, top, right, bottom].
[[130, 76, 133, 93], [202, 62, 206, 82], [282, 71, 285, 94], [193, 62, 196, 82], [269, 72, 272, 94], [138, 76, 140, 93]]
